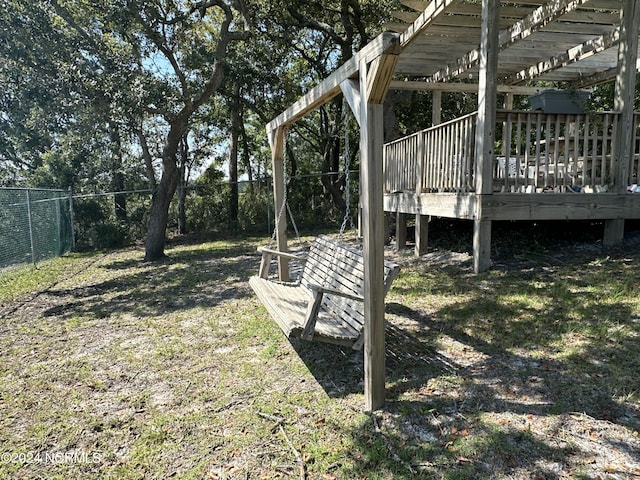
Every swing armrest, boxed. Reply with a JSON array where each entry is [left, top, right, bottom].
[[302, 284, 364, 340], [307, 283, 364, 302], [257, 247, 306, 279], [257, 246, 307, 263]]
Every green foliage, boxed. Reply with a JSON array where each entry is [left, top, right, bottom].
[[73, 198, 133, 250]]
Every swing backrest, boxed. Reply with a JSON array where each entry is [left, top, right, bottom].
[[300, 235, 400, 334]]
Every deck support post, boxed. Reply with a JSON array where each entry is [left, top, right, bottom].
[[413, 92, 440, 257], [605, 0, 639, 246], [415, 215, 429, 256], [384, 212, 391, 244], [473, 0, 500, 273], [395, 212, 407, 250], [473, 218, 492, 273], [267, 126, 290, 281]]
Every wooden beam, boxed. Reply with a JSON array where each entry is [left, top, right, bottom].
[[400, 0, 457, 48], [366, 53, 399, 104], [340, 79, 362, 127], [386, 192, 640, 221], [267, 127, 289, 281], [612, 0, 640, 192], [389, 80, 545, 95], [571, 54, 640, 88], [473, 0, 500, 274], [266, 32, 399, 134], [359, 58, 387, 411], [503, 27, 621, 84], [428, 0, 592, 83]]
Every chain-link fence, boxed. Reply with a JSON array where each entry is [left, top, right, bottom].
[[0, 188, 74, 269], [0, 173, 357, 269]]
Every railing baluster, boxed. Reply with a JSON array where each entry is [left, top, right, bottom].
[[383, 110, 636, 197]]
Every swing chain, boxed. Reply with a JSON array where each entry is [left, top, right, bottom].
[[339, 102, 354, 239]]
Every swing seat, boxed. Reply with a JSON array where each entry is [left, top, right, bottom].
[[249, 235, 401, 350]]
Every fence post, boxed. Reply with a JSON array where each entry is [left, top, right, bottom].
[[55, 196, 61, 255], [25, 189, 36, 265], [68, 187, 76, 251]]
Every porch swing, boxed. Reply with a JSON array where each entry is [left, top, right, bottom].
[[249, 113, 401, 350]]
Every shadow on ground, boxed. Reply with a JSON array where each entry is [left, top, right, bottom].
[[288, 227, 640, 478]]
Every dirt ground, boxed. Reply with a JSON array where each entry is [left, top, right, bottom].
[[1, 227, 639, 479]]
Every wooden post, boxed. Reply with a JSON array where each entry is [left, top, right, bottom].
[[384, 212, 390, 244], [359, 50, 397, 411], [432, 90, 442, 126], [605, 0, 639, 246], [473, 0, 500, 274], [268, 126, 290, 281], [415, 215, 429, 256], [415, 91, 442, 256], [395, 212, 407, 250]]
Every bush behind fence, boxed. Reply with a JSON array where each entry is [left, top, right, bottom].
[[0, 188, 74, 269]]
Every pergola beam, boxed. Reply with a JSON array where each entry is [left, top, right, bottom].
[[427, 0, 592, 83], [571, 54, 640, 88], [503, 27, 621, 84], [389, 80, 545, 95], [400, 0, 457, 48]]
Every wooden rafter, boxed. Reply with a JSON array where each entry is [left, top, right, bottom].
[[571, 55, 640, 88], [388, 80, 544, 95], [503, 26, 621, 84], [400, 0, 428, 12], [400, 0, 457, 48], [426, 0, 593, 83]]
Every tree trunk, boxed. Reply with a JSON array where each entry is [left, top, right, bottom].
[[228, 88, 240, 230], [241, 112, 253, 194], [137, 129, 157, 192], [320, 119, 347, 212], [144, 122, 184, 261], [177, 134, 188, 235], [145, 163, 180, 260]]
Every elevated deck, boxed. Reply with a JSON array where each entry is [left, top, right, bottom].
[[384, 110, 640, 222]]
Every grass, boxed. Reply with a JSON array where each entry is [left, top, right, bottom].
[[1, 226, 640, 479]]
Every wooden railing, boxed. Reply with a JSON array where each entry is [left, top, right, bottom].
[[384, 111, 640, 194], [384, 112, 477, 193]]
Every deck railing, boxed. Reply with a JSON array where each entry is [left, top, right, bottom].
[[384, 112, 477, 193], [384, 111, 640, 194]]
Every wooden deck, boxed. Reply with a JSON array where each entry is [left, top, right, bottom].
[[384, 110, 640, 222]]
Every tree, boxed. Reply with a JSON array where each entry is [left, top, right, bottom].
[[129, 1, 250, 260], [249, 0, 396, 219], [47, 0, 250, 259]]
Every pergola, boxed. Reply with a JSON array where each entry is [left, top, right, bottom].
[[265, 0, 639, 410]]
